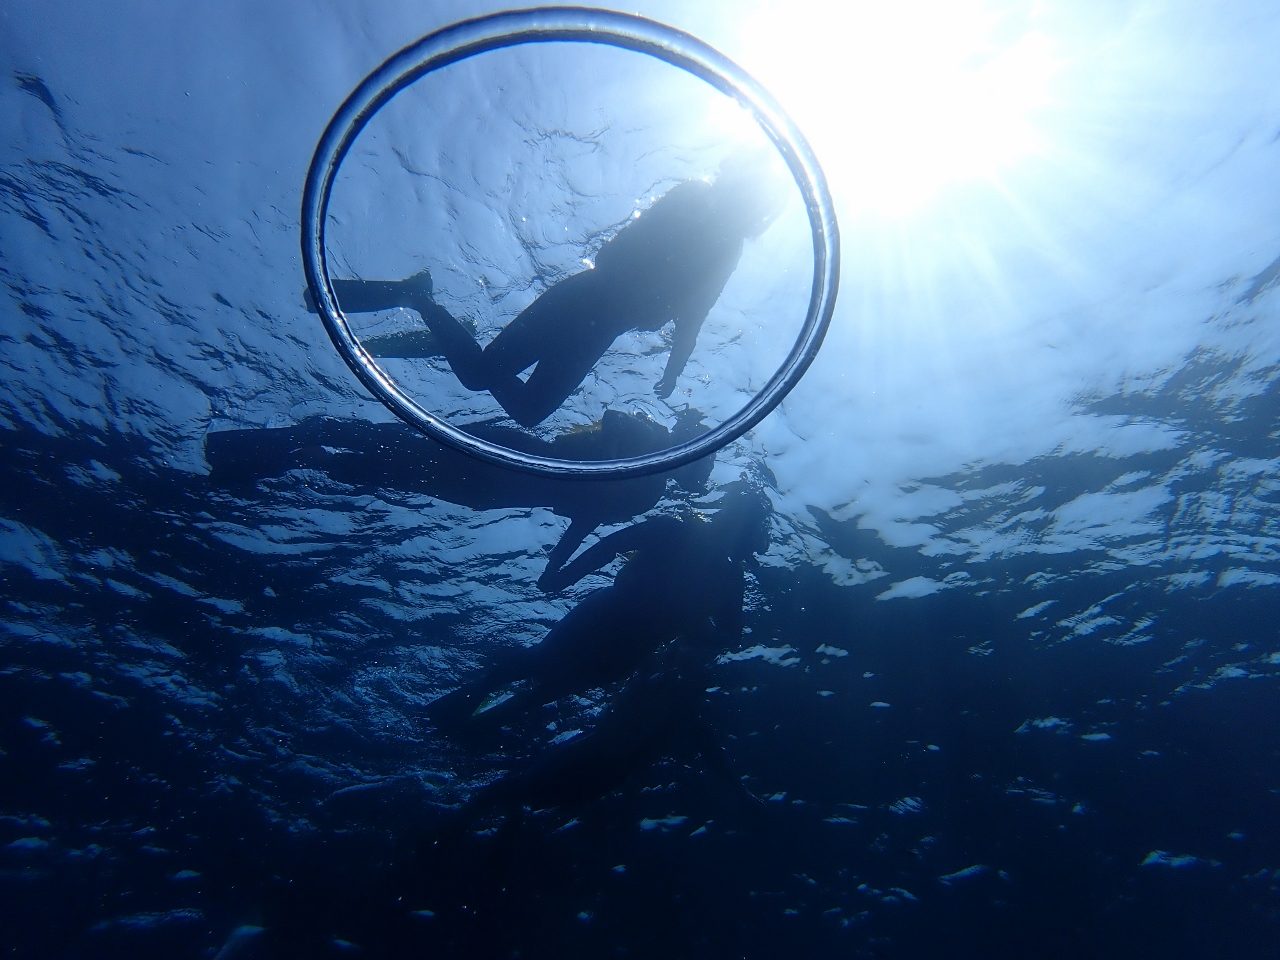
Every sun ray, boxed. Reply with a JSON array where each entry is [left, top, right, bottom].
[[730, 0, 1063, 218]]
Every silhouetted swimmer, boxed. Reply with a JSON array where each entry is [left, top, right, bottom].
[[406, 636, 764, 951], [424, 484, 772, 731], [313, 151, 788, 426], [428, 636, 763, 839], [204, 408, 713, 572]]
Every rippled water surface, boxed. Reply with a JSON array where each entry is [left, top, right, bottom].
[[2, 3, 1279, 957]]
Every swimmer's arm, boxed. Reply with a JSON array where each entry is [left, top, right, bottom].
[[656, 314, 701, 398], [305, 277, 420, 315], [541, 515, 597, 586], [655, 252, 738, 397], [537, 517, 675, 592]]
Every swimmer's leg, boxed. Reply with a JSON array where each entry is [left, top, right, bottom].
[[504, 349, 604, 427], [304, 269, 433, 314], [335, 273, 428, 312], [360, 328, 443, 359], [416, 300, 498, 389], [310, 280, 543, 426], [424, 649, 535, 732], [304, 271, 444, 357], [405, 298, 561, 427], [426, 589, 622, 733], [477, 274, 617, 426]]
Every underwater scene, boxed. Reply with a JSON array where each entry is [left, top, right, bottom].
[[2, 2, 1278, 957]]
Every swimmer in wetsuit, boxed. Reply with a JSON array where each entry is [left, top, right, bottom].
[[424, 484, 772, 731], [315, 152, 786, 426], [407, 632, 766, 952], [425, 633, 764, 847]]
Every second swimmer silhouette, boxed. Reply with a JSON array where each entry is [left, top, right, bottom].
[[424, 484, 772, 732], [313, 152, 786, 427]]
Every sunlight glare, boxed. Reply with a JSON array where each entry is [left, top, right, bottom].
[[728, 0, 1062, 218]]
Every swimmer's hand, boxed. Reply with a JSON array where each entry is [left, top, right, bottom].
[[654, 376, 676, 399], [303, 286, 318, 314]]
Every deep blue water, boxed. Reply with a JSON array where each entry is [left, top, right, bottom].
[[3, 3, 1280, 958]]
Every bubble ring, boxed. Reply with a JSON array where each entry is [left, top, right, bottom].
[[301, 7, 839, 479]]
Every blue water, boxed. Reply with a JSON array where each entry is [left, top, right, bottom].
[[3, 3, 1279, 958]]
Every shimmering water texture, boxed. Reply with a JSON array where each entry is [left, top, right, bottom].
[[2, 3, 1279, 959]]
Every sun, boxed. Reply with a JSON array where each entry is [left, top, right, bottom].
[[727, 0, 1062, 219]]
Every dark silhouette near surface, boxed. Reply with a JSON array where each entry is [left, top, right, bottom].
[[415, 636, 764, 879], [455, 637, 762, 819], [407, 634, 757, 957], [425, 485, 772, 731], [204, 409, 713, 571], [315, 154, 786, 426]]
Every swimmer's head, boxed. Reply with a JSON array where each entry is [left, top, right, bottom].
[[711, 145, 790, 238]]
